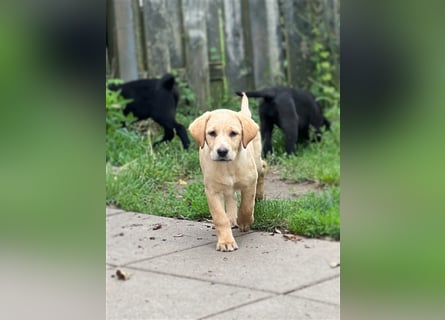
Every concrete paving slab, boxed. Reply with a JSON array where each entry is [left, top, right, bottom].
[[107, 211, 252, 266], [204, 295, 339, 320], [106, 268, 271, 320], [129, 232, 340, 294], [291, 276, 340, 305]]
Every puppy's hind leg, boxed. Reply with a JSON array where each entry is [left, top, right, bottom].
[[237, 185, 256, 232], [174, 122, 191, 149], [260, 120, 274, 157], [152, 116, 183, 148], [255, 160, 266, 200], [153, 128, 175, 147], [283, 127, 298, 154]]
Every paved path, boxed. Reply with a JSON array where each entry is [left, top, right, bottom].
[[106, 208, 340, 320]]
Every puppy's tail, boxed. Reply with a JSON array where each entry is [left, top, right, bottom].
[[160, 73, 176, 91], [239, 92, 252, 118]]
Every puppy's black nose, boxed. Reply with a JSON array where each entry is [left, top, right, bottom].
[[217, 148, 228, 157]]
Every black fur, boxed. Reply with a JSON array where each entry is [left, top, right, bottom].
[[109, 74, 190, 149], [236, 87, 330, 156]]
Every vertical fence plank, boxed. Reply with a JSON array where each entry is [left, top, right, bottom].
[[264, 0, 285, 83], [281, 0, 312, 89], [206, 0, 223, 63], [240, 0, 254, 89], [106, 0, 113, 79], [132, 0, 146, 78], [109, 0, 139, 81], [246, 0, 268, 89], [165, 0, 185, 69], [323, 0, 340, 87], [142, 0, 171, 77], [247, 0, 284, 89], [182, 0, 210, 110], [222, 0, 251, 93], [206, 0, 224, 105]]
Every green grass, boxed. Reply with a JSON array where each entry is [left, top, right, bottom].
[[106, 146, 208, 220], [105, 80, 340, 239], [253, 186, 340, 239]]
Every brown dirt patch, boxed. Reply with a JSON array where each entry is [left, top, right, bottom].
[[263, 167, 321, 200], [175, 166, 321, 200]]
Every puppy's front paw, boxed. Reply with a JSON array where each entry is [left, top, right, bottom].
[[216, 239, 239, 252]]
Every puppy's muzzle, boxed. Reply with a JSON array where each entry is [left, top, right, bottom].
[[216, 147, 230, 161]]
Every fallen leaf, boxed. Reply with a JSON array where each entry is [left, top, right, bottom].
[[152, 223, 162, 230], [283, 234, 303, 241], [116, 269, 130, 280], [274, 228, 282, 234], [178, 179, 187, 185]]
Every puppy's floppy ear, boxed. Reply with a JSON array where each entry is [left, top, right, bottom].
[[188, 112, 211, 148], [237, 114, 259, 148]]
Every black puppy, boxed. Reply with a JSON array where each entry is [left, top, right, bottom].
[[109, 73, 190, 149], [236, 87, 330, 155]]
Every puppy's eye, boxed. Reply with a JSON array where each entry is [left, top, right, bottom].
[[207, 130, 216, 137], [229, 131, 239, 137]]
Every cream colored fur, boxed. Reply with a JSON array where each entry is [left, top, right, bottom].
[[188, 93, 266, 251]]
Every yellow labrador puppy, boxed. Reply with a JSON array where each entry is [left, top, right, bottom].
[[188, 93, 266, 251]]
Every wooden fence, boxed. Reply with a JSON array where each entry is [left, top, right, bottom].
[[106, 0, 339, 110]]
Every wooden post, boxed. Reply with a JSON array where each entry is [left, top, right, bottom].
[[132, 0, 146, 78], [222, 0, 252, 93], [106, 0, 114, 79], [246, 0, 284, 89], [281, 0, 313, 89], [142, 0, 171, 78], [109, 0, 139, 81], [207, 0, 224, 105], [165, 0, 185, 69], [182, 0, 211, 110], [323, 0, 340, 88]]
